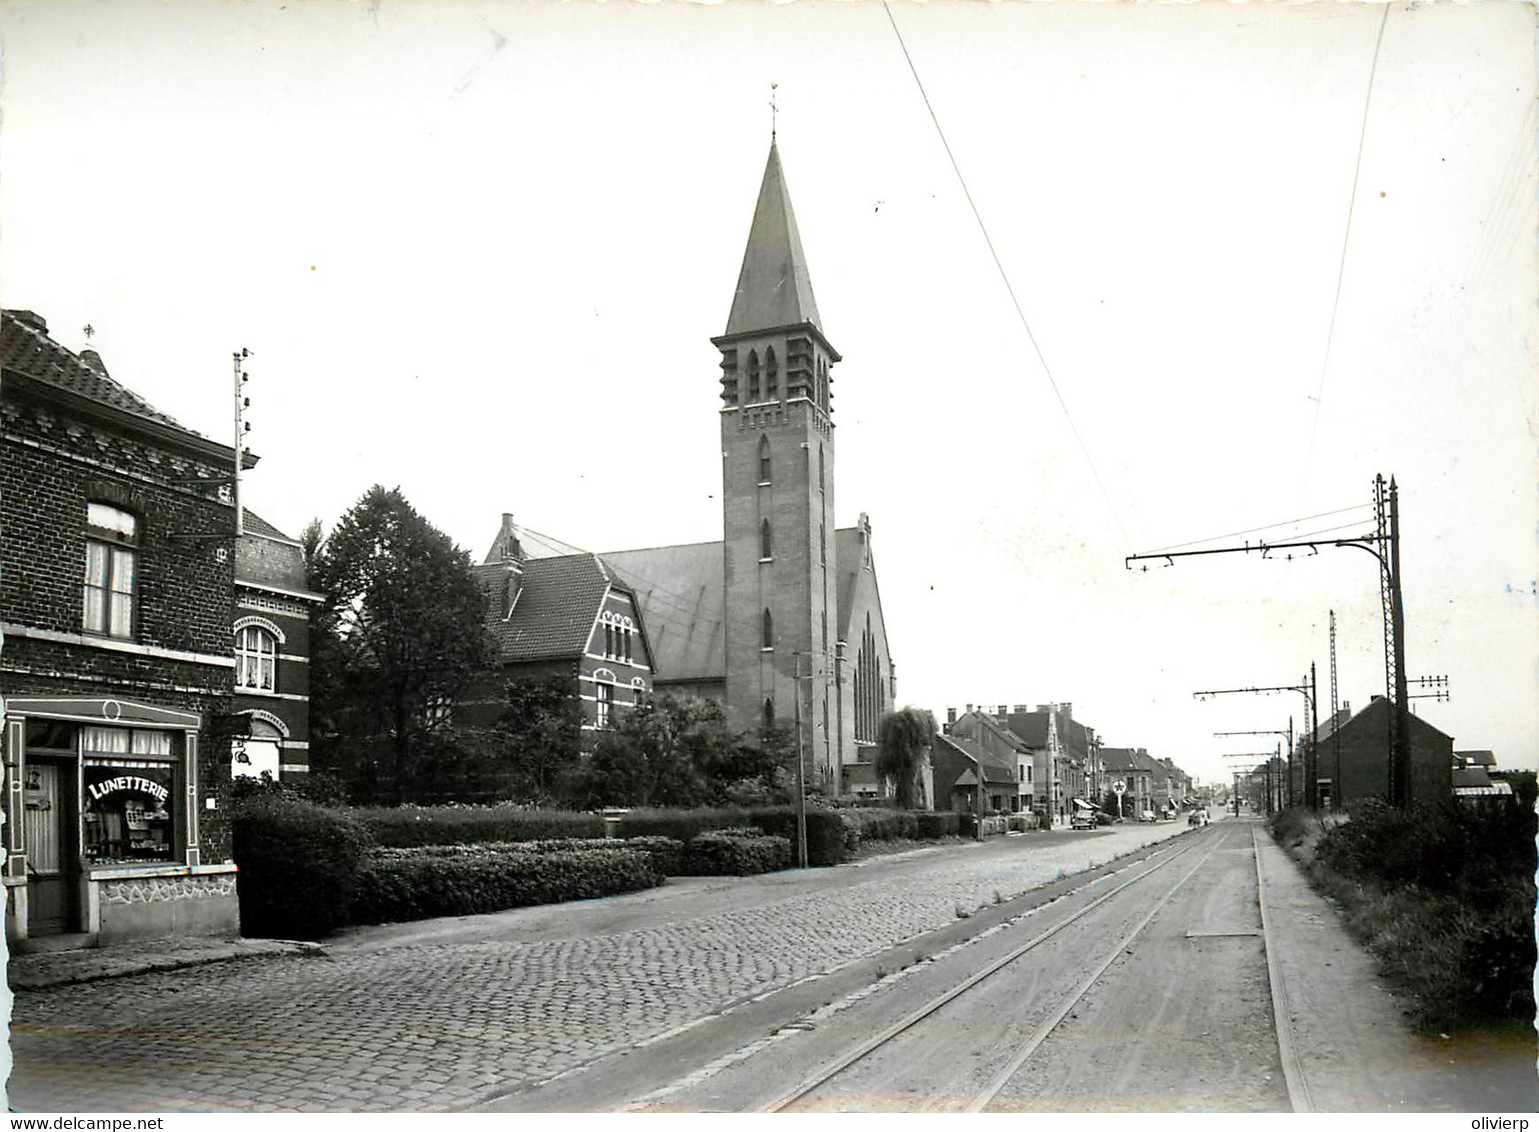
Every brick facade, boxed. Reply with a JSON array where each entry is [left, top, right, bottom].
[[2, 310, 250, 945]]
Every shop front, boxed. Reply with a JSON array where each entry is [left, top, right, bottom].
[[3, 697, 239, 947]]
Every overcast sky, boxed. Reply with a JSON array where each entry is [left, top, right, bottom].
[[3, 0, 1534, 787]]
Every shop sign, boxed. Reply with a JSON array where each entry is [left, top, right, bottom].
[[86, 775, 170, 805]]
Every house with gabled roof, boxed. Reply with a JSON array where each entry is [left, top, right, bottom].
[[931, 732, 1014, 814], [946, 707, 1036, 812], [457, 515, 655, 741]]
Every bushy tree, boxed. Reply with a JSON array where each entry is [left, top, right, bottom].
[[876, 707, 935, 811], [310, 486, 495, 804], [565, 694, 791, 809], [497, 675, 584, 802]]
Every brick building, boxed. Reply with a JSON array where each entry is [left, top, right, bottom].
[[232, 512, 322, 780], [946, 707, 1036, 812], [516, 142, 897, 796], [457, 515, 654, 741], [1316, 696, 1454, 809], [931, 732, 1014, 814], [1, 310, 249, 945]]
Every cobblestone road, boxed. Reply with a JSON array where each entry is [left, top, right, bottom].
[[10, 824, 1188, 1112]]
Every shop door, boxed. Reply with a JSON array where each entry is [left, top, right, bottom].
[[23, 761, 77, 935]]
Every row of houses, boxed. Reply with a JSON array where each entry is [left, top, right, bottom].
[[929, 702, 1195, 828]]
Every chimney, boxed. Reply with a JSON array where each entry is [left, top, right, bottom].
[[965, 703, 974, 716], [1035, 703, 1052, 714], [996, 705, 1008, 720], [1012, 704, 1028, 715], [946, 707, 956, 727], [1060, 703, 1073, 719], [498, 513, 525, 615]]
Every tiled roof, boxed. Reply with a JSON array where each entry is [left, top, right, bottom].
[[1452, 766, 1493, 789], [1456, 749, 1496, 767], [1004, 711, 1049, 748], [479, 554, 611, 663], [242, 510, 296, 543], [600, 542, 725, 684], [1, 310, 196, 434], [935, 733, 1016, 786]]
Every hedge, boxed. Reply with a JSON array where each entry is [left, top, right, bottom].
[[353, 804, 605, 848], [350, 844, 662, 924], [745, 806, 846, 866], [683, 829, 792, 876], [370, 836, 685, 878], [233, 795, 373, 940]]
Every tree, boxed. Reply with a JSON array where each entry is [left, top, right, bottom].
[[310, 486, 495, 804], [876, 706, 935, 811], [298, 517, 324, 588], [497, 675, 584, 802]]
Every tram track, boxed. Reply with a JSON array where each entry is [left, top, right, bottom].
[[759, 820, 1310, 1114]]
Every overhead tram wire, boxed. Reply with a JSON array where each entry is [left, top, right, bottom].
[[1299, 3, 1392, 505], [1145, 503, 1373, 556], [512, 523, 730, 628], [881, 2, 1132, 553]]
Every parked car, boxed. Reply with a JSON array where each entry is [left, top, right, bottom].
[[1139, 810, 1155, 822], [1187, 809, 1209, 827], [1071, 812, 1096, 831]]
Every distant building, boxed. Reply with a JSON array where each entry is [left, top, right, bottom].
[[1316, 696, 1453, 808], [947, 707, 1035, 812], [932, 732, 1014, 814]]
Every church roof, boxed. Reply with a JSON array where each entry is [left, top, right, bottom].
[[723, 143, 823, 339], [599, 541, 726, 685]]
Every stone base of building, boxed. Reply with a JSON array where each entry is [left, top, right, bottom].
[[6, 864, 240, 948]]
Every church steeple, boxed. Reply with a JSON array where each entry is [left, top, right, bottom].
[[724, 142, 824, 339]]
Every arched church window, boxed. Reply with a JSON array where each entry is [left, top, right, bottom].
[[761, 519, 772, 559], [820, 521, 826, 565], [818, 446, 825, 493], [764, 698, 775, 730], [758, 435, 771, 483], [762, 608, 774, 649], [747, 350, 761, 402], [765, 346, 778, 400]]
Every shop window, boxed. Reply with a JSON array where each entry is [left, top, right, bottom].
[[81, 726, 177, 865], [83, 502, 137, 639], [236, 625, 278, 691]]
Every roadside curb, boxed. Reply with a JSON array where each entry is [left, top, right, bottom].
[[8, 938, 326, 992]]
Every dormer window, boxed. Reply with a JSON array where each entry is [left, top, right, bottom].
[[83, 502, 137, 639]]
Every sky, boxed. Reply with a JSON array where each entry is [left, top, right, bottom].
[[2, 0, 1535, 788]]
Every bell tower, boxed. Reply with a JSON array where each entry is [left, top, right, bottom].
[[712, 142, 840, 785]]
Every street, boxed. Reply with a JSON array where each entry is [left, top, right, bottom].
[[9, 817, 1534, 1113]]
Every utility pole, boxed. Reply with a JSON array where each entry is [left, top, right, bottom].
[[1309, 663, 1320, 811], [1329, 610, 1340, 811], [233, 349, 251, 537], [1131, 474, 1416, 809], [1195, 683, 1316, 809], [791, 653, 809, 869]]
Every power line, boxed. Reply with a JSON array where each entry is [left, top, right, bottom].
[[1300, 3, 1392, 503], [881, 2, 1132, 552], [1146, 503, 1372, 555]]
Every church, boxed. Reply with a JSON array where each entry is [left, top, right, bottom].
[[488, 141, 897, 797]]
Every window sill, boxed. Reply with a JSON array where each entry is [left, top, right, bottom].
[[759, 557, 774, 564]]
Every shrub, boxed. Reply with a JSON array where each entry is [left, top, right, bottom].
[[350, 844, 661, 924], [353, 804, 605, 847], [370, 836, 685, 878], [233, 795, 373, 940], [916, 811, 959, 839], [683, 830, 792, 876], [747, 806, 846, 866]]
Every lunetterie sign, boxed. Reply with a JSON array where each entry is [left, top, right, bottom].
[[86, 776, 170, 805]]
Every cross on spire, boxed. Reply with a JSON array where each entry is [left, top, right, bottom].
[[770, 82, 778, 142], [82, 323, 95, 342]]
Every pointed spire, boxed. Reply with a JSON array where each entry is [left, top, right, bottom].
[[724, 142, 822, 338]]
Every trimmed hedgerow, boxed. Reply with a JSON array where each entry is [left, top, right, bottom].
[[233, 794, 373, 940], [619, 806, 753, 844], [350, 844, 662, 924], [916, 811, 960, 839], [746, 806, 846, 866], [352, 804, 605, 848], [683, 829, 792, 876], [370, 836, 685, 878]]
